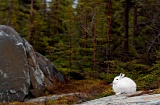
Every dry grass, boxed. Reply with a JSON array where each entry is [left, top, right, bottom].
[[0, 79, 113, 105], [46, 79, 113, 96], [45, 79, 113, 104], [47, 95, 80, 105]]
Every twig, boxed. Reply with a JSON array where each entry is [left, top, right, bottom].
[[147, 33, 160, 53]]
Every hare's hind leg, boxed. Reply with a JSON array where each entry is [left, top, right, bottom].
[[115, 92, 121, 95]]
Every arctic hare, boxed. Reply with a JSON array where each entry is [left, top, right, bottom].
[[112, 73, 136, 95]]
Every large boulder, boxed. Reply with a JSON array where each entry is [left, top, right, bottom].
[[78, 93, 160, 105], [0, 25, 64, 102]]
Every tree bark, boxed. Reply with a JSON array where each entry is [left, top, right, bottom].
[[30, 0, 34, 45], [69, 8, 72, 71], [133, 5, 137, 37], [93, 12, 97, 71], [7, 0, 13, 26], [124, 0, 129, 52], [43, 0, 46, 18], [85, 13, 88, 55], [106, 0, 112, 59], [53, 0, 57, 46]]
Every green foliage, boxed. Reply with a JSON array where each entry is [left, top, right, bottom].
[[99, 73, 117, 83], [116, 60, 149, 73], [137, 74, 156, 90]]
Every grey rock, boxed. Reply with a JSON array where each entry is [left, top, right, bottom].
[[27, 93, 84, 103], [24, 40, 45, 89], [35, 52, 64, 83], [26, 92, 160, 105], [0, 25, 64, 102], [77, 93, 160, 105], [0, 26, 30, 102]]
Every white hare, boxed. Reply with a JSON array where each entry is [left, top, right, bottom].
[[112, 73, 136, 95]]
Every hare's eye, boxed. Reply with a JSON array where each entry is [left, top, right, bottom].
[[116, 79, 118, 80]]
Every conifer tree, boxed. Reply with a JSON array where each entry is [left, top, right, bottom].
[[45, 0, 74, 71]]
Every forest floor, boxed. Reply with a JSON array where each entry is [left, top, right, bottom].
[[1, 79, 113, 105]]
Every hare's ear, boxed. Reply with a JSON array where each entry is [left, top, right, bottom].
[[120, 73, 125, 78]]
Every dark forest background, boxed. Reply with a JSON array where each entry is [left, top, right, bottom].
[[1, 0, 160, 90]]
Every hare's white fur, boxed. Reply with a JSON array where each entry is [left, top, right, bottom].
[[112, 73, 136, 95]]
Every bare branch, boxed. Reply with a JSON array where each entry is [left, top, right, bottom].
[[147, 33, 160, 53]]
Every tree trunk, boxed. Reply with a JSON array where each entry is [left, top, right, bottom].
[[85, 13, 88, 55], [133, 5, 137, 37], [7, 0, 13, 26], [106, 0, 112, 60], [69, 9, 72, 71], [30, 0, 34, 46], [124, 0, 129, 52], [53, 0, 57, 46], [43, 0, 46, 18], [93, 12, 97, 71]]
